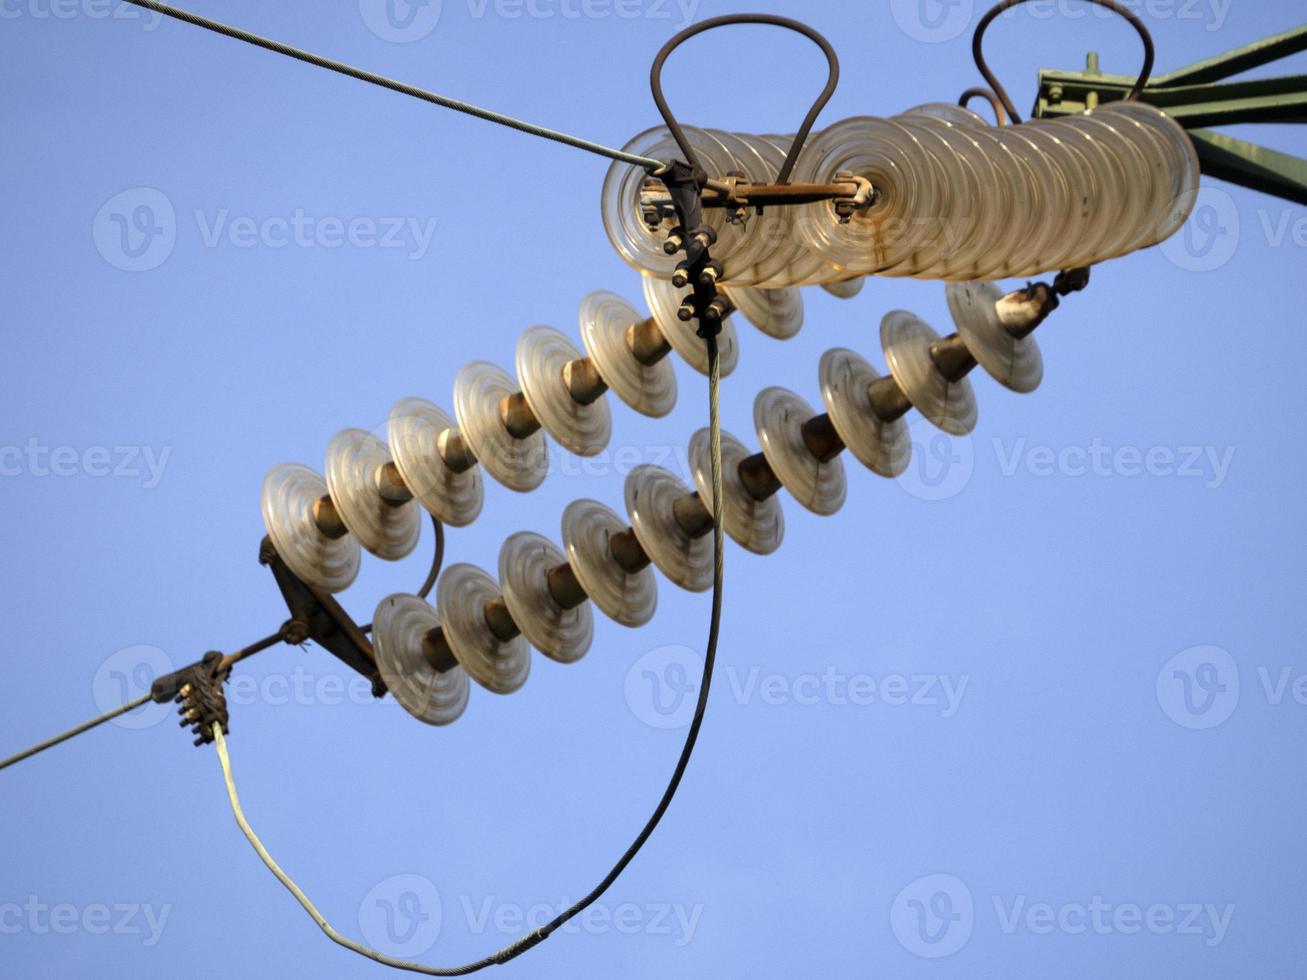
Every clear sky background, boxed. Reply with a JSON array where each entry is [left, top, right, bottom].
[[2, 1, 1305, 976]]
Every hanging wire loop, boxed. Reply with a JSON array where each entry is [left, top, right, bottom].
[[959, 86, 1008, 126], [649, 13, 840, 184], [973, 0, 1155, 125]]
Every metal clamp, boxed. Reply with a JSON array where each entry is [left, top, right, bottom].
[[151, 651, 230, 747]]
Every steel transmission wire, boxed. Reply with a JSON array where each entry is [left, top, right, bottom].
[[0, 517, 445, 768], [116, 0, 665, 171], [0, 695, 152, 771]]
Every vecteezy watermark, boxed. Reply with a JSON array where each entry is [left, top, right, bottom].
[[890, 874, 974, 958], [897, 416, 975, 503], [889, 0, 974, 44], [1160, 186, 1241, 273], [897, 429, 1235, 502], [891, 0, 1234, 46], [359, 0, 700, 42], [1157, 645, 1307, 731], [93, 657, 430, 732], [355, 412, 702, 489], [92, 645, 175, 730], [93, 188, 176, 273], [225, 667, 380, 711], [463, 0, 702, 26], [1156, 645, 1240, 730], [93, 188, 440, 272], [623, 646, 968, 728], [891, 873, 1234, 958], [0, 898, 172, 947], [550, 441, 696, 485], [459, 895, 703, 945], [0, 440, 172, 488], [360, 875, 444, 958], [0, 0, 162, 30], [192, 210, 438, 259], [358, 0, 444, 42], [997, 0, 1233, 32], [357, 874, 703, 955], [723, 667, 968, 715], [990, 894, 1233, 947], [1161, 185, 1307, 273], [993, 438, 1236, 489], [625, 645, 702, 730]]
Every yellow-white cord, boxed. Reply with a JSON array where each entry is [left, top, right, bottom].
[[213, 724, 486, 976]]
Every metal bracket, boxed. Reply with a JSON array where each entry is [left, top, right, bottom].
[[1034, 25, 1307, 204], [258, 536, 386, 697], [639, 173, 874, 228], [654, 160, 731, 334]]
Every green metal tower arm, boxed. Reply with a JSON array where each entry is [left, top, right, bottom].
[[1188, 129, 1307, 207], [1033, 23, 1307, 204]]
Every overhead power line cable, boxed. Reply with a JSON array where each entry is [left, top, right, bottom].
[[0, 695, 152, 771], [116, 0, 665, 171]]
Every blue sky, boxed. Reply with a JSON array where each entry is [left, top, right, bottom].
[[2, 1, 1305, 976]]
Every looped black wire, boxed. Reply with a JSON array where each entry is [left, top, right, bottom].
[[357, 514, 443, 636], [416, 515, 444, 600], [972, 0, 1155, 125], [649, 13, 840, 184], [959, 86, 1007, 126]]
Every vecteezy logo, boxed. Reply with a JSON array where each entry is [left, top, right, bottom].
[[92, 645, 174, 730], [896, 416, 974, 501], [359, 874, 442, 958], [92, 188, 176, 272], [890, 873, 974, 958], [358, 0, 442, 42], [889, 0, 973, 43], [1156, 645, 1239, 730], [624, 644, 701, 730], [1160, 186, 1240, 273]]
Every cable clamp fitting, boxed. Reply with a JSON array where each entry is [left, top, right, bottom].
[[151, 651, 231, 747], [640, 172, 874, 225]]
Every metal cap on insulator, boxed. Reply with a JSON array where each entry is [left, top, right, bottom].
[[818, 348, 910, 478], [324, 429, 422, 561], [454, 361, 549, 492], [687, 427, 784, 556], [625, 465, 713, 593], [881, 310, 979, 436], [372, 593, 470, 726], [388, 397, 484, 528], [561, 499, 656, 627], [578, 291, 677, 419], [436, 563, 531, 694], [261, 463, 362, 593], [516, 325, 613, 457], [498, 531, 594, 664], [754, 387, 848, 516], [947, 281, 1044, 393]]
